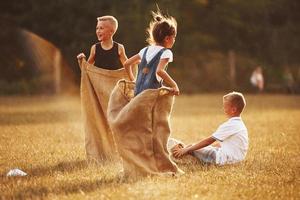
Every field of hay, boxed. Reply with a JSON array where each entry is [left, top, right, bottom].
[[0, 94, 299, 199]]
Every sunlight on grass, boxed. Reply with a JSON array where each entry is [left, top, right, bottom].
[[0, 94, 299, 199]]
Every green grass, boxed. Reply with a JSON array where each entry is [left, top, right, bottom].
[[0, 94, 299, 199]]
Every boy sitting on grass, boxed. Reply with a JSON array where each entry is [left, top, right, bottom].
[[172, 91, 248, 165]]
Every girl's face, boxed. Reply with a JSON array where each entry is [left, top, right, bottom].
[[164, 34, 176, 48], [96, 20, 113, 42]]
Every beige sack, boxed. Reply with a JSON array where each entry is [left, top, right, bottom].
[[78, 58, 129, 162], [107, 80, 183, 177]]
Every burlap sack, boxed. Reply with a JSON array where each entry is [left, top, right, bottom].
[[78, 58, 129, 162], [107, 80, 183, 177]]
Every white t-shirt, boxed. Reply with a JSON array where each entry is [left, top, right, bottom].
[[212, 117, 248, 165], [138, 45, 173, 63], [250, 72, 263, 86]]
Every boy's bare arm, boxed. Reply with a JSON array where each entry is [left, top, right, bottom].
[[118, 44, 128, 66], [124, 54, 140, 82], [187, 137, 216, 152], [87, 45, 96, 64], [156, 58, 179, 95]]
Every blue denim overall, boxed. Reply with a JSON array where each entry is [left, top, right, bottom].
[[135, 47, 167, 96]]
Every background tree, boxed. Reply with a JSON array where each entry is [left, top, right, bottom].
[[1, 0, 299, 94]]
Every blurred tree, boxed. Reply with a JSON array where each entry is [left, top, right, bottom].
[[1, 0, 300, 93]]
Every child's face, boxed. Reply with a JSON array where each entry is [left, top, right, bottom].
[[223, 99, 236, 117], [96, 20, 114, 42], [164, 34, 176, 48]]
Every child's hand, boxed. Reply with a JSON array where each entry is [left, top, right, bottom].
[[171, 85, 180, 96], [172, 147, 189, 158], [77, 53, 86, 59]]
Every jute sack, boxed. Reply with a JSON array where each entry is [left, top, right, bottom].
[[78, 58, 129, 162], [107, 80, 183, 177]]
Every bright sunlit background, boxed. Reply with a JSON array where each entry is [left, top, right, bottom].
[[1, 0, 300, 94], [0, 1, 299, 199]]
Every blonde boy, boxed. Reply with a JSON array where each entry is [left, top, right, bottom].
[[76, 16, 128, 162], [172, 92, 248, 165], [77, 16, 127, 69]]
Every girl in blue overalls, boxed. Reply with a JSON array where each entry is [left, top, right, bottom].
[[124, 10, 179, 96]]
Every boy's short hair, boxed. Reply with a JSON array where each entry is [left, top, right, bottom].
[[223, 92, 246, 114], [97, 16, 118, 34]]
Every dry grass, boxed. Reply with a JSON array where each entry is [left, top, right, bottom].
[[0, 94, 299, 200]]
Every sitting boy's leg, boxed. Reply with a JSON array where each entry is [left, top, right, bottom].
[[192, 146, 219, 164]]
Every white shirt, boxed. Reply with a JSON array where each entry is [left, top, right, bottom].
[[250, 72, 263, 86], [138, 45, 173, 63], [212, 117, 248, 165]]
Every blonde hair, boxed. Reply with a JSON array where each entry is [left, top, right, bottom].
[[146, 10, 177, 45], [223, 91, 246, 114], [97, 15, 118, 34]]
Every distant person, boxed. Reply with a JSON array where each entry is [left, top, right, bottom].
[[171, 92, 248, 165], [124, 10, 179, 96], [283, 67, 295, 94], [250, 66, 264, 92]]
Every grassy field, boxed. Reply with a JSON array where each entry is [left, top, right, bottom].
[[0, 94, 299, 199]]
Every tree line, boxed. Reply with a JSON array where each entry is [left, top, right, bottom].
[[1, 0, 300, 94]]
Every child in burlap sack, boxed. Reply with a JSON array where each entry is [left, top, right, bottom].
[[77, 15, 127, 69], [107, 9, 184, 177], [124, 10, 179, 96], [76, 16, 129, 162]]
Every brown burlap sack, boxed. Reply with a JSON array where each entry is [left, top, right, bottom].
[[107, 80, 183, 177], [78, 58, 129, 162]]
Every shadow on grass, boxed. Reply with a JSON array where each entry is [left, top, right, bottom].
[[0, 158, 151, 199], [1, 160, 126, 199], [3, 175, 124, 199], [0, 110, 79, 125], [24, 160, 89, 177], [0, 159, 237, 199]]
